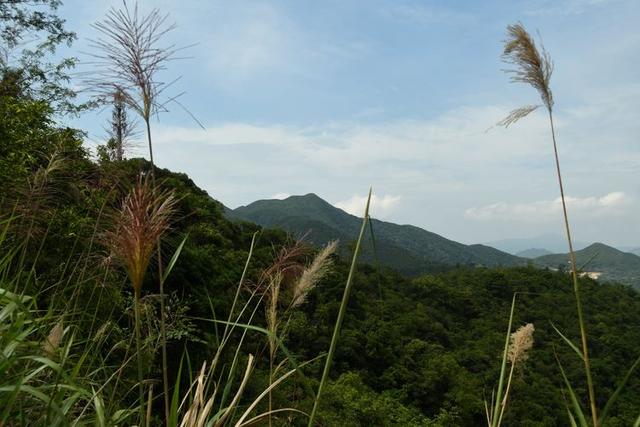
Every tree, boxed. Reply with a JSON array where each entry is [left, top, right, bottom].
[[0, 0, 82, 113], [97, 90, 136, 162]]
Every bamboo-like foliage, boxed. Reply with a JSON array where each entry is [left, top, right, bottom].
[[499, 22, 597, 426]]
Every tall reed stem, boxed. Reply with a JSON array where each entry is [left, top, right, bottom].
[[548, 111, 597, 426], [308, 189, 371, 426], [490, 294, 516, 427], [133, 290, 145, 426], [145, 118, 170, 424]]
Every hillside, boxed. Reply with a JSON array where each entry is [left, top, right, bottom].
[[516, 248, 554, 258], [534, 243, 640, 288], [230, 193, 525, 275], [486, 234, 589, 254]]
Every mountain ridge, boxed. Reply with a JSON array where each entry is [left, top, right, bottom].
[[533, 242, 640, 288], [230, 193, 526, 276]]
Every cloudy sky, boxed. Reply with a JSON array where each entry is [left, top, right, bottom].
[[61, 0, 639, 247]]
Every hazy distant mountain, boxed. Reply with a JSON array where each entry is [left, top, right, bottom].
[[230, 193, 525, 276], [533, 243, 640, 288], [516, 248, 553, 258], [618, 247, 640, 256], [486, 234, 589, 255]]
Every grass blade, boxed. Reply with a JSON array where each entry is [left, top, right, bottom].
[[555, 354, 588, 427], [600, 353, 640, 422], [307, 188, 372, 427], [490, 293, 516, 427], [551, 322, 584, 361], [162, 234, 189, 284]]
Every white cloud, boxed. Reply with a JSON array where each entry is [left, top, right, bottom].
[[334, 194, 402, 219], [271, 193, 291, 200], [464, 192, 631, 222]]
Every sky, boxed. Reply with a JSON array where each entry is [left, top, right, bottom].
[[59, 0, 639, 247]]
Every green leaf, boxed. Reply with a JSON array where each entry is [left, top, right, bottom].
[[601, 352, 640, 423], [555, 355, 588, 427], [551, 322, 584, 362], [162, 234, 189, 284]]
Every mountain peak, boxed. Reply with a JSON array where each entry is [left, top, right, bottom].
[[231, 193, 524, 275]]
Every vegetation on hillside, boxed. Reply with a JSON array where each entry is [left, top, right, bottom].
[[534, 243, 640, 289], [1, 2, 639, 426], [231, 194, 525, 276]]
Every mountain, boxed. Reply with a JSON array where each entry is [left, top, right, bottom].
[[533, 243, 640, 288], [230, 193, 525, 276], [486, 234, 589, 255], [619, 247, 640, 256], [516, 248, 553, 258]]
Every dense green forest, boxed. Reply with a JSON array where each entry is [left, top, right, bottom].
[[1, 1, 639, 426]]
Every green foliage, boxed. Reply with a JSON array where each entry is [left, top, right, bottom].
[[231, 193, 525, 276], [318, 372, 451, 426], [0, 0, 82, 113], [534, 243, 640, 289], [0, 71, 86, 190], [288, 265, 640, 426]]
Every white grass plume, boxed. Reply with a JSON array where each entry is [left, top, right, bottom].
[[291, 240, 338, 309]]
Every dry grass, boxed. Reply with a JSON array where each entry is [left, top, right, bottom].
[[502, 23, 554, 111], [291, 240, 338, 309], [104, 176, 176, 296], [88, 1, 180, 123], [500, 22, 598, 426]]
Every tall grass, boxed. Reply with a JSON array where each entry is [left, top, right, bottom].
[[500, 22, 640, 426], [104, 176, 176, 424], [308, 189, 372, 426], [89, 3, 188, 421]]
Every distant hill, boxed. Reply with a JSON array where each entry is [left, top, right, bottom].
[[609, 246, 640, 256], [516, 248, 553, 258], [533, 243, 640, 288], [487, 234, 589, 254], [230, 193, 525, 276]]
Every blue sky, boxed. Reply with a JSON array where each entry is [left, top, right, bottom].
[[60, 0, 639, 247]]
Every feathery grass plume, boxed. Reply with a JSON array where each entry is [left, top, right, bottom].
[[105, 176, 176, 296], [503, 23, 553, 110], [496, 323, 535, 426], [105, 175, 176, 424], [291, 240, 338, 309], [42, 320, 64, 358], [260, 240, 309, 427], [500, 23, 598, 426], [89, 4, 192, 419], [89, 1, 180, 134], [508, 323, 535, 365]]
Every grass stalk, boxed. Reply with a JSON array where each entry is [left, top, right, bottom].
[[134, 290, 145, 426], [548, 111, 597, 425], [500, 23, 597, 425], [307, 188, 372, 426], [146, 117, 171, 425], [489, 293, 516, 427]]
